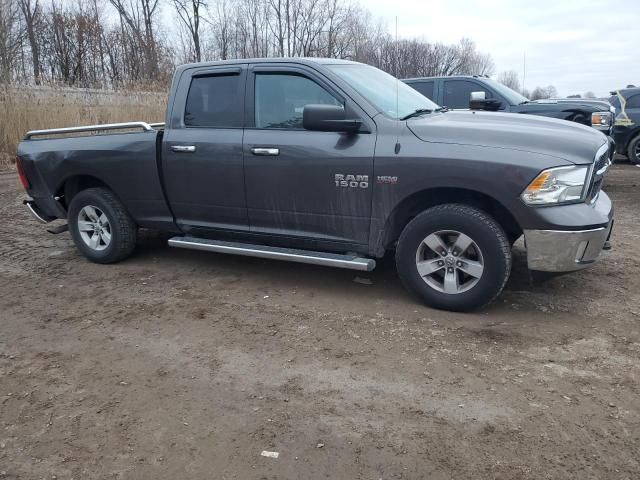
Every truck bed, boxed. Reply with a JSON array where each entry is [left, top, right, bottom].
[[17, 122, 175, 230]]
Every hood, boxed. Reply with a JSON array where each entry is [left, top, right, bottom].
[[407, 110, 607, 165]]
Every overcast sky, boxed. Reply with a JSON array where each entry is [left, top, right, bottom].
[[365, 0, 639, 97]]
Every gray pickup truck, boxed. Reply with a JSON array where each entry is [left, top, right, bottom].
[[16, 58, 614, 312]]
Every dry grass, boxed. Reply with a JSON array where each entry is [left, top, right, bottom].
[[1, 86, 166, 168]]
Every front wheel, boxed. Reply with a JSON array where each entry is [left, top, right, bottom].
[[68, 187, 137, 264], [627, 134, 640, 165], [395, 204, 512, 312]]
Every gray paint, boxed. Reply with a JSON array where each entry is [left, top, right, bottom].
[[17, 57, 613, 262]]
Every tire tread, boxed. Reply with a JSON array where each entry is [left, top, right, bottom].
[[396, 203, 512, 311], [68, 187, 136, 264]]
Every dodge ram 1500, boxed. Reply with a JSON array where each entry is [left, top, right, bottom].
[[16, 58, 614, 311]]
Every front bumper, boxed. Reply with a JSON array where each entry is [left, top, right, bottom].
[[524, 220, 613, 272]]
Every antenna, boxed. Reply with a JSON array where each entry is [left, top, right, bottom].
[[394, 16, 401, 155], [522, 51, 526, 94]]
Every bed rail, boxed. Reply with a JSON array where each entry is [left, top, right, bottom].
[[24, 121, 165, 140]]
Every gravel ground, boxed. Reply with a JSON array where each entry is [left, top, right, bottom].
[[0, 163, 639, 480]]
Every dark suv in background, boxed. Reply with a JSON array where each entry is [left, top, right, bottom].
[[609, 87, 640, 164], [404, 75, 614, 136]]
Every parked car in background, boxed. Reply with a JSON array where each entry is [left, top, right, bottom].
[[403, 75, 615, 136], [609, 87, 640, 164]]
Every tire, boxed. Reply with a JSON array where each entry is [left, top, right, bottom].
[[68, 187, 136, 264], [627, 134, 640, 165], [571, 113, 587, 126], [395, 204, 511, 312]]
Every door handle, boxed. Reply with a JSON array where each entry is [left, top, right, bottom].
[[171, 145, 196, 153], [251, 147, 280, 156]]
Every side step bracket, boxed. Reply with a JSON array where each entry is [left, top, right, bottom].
[[168, 236, 376, 272]]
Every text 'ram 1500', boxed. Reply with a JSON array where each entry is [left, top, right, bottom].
[[16, 58, 614, 312]]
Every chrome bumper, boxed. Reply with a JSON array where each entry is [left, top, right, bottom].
[[524, 222, 613, 272]]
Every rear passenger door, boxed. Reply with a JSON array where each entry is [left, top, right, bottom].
[[243, 64, 376, 247], [162, 65, 248, 233]]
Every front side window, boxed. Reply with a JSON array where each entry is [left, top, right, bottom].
[[626, 94, 640, 109], [443, 80, 492, 109], [255, 73, 342, 129], [185, 73, 243, 127]]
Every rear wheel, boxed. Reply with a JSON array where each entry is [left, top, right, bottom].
[[627, 134, 640, 165], [68, 187, 136, 263], [395, 204, 512, 312]]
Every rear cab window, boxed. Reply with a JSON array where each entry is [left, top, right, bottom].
[[185, 73, 244, 127], [408, 81, 435, 101]]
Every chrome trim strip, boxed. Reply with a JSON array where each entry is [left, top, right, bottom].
[[251, 147, 280, 156], [25, 121, 161, 139], [168, 237, 376, 272], [170, 145, 196, 153], [24, 201, 50, 223]]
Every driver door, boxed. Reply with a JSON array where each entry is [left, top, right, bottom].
[[243, 64, 376, 246]]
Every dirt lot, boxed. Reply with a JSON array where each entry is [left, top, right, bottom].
[[1, 164, 639, 480]]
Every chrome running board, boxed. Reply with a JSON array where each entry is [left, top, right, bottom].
[[168, 237, 376, 272]]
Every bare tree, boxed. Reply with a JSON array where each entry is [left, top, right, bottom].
[[109, 0, 161, 80], [0, 0, 23, 83], [172, 0, 206, 62], [18, 0, 43, 84], [497, 70, 520, 92], [530, 85, 558, 100], [3, 0, 498, 89], [583, 91, 596, 99]]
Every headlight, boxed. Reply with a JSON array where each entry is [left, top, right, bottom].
[[591, 111, 611, 130], [521, 166, 589, 205]]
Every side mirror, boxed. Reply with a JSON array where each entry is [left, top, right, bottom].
[[303, 104, 363, 133], [469, 91, 503, 111]]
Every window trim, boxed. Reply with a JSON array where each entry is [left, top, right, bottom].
[[183, 69, 246, 129], [246, 65, 348, 132]]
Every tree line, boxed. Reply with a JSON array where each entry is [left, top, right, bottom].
[[0, 0, 494, 89]]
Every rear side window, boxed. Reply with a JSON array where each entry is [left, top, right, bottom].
[[443, 80, 491, 109], [408, 81, 435, 100], [185, 74, 243, 127], [626, 94, 640, 109], [254, 73, 342, 129]]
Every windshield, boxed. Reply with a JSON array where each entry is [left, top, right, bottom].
[[482, 78, 529, 105], [327, 64, 440, 119]]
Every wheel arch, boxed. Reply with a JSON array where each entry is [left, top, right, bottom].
[[380, 187, 523, 251], [623, 127, 640, 151], [56, 175, 115, 210]]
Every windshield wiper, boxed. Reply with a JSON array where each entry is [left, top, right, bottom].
[[519, 100, 530, 105], [435, 106, 449, 112], [400, 108, 433, 121]]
